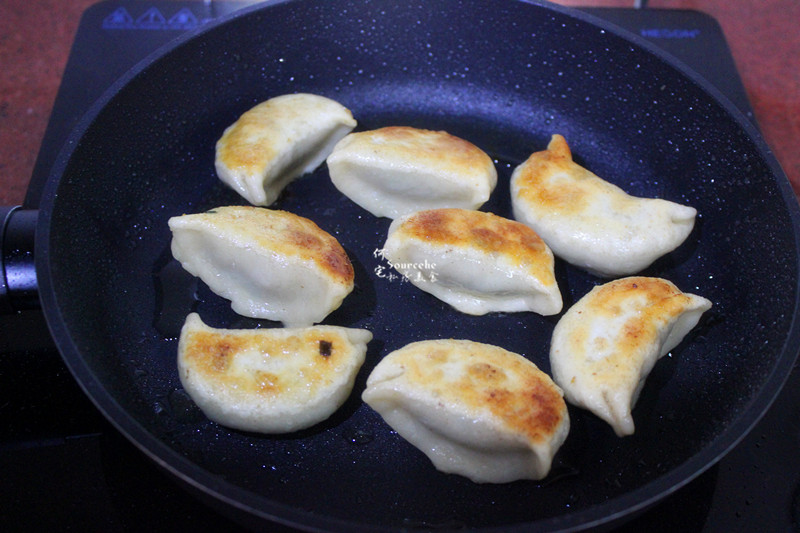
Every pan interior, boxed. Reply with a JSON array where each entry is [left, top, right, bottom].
[[37, 0, 800, 530]]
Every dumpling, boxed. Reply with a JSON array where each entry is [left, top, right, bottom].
[[362, 339, 570, 483], [510, 134, 697, 277], [168, 206, 354, 326], [326, 126, 497, 218], [215, 93, 356, 206], [549, 277, 712, 437], [381, 208, 562, 316], [178, 313, 372, 433]]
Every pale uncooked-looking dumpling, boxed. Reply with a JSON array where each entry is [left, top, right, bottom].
[[168, 206, 354, 326], [363, 339, 570, 483], [215, 93, 356, 206], [510, 134, 697, 277], [178, 313, 372, 433], [549, 277, 712, 437], [326, 126, 497, 218], [382, 208, 562, 316]]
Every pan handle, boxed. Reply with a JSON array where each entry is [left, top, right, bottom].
[[0, 206, 39, 313]]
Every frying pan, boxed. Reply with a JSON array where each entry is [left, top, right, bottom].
[[4, 0, 799, 530]]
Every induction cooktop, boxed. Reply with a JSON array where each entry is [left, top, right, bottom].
[[2, 2, 798, 531]]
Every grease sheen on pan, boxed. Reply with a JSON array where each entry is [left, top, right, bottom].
[[215, 93, 356, 206], [326, 126, 497, 219], [362, 339, 570, 483], [550, 277, 712, 437], [168, 206, 354, 326], [510, 134, 697, 277], [178, 313, 372, 433], [382, 208, 562, 315]]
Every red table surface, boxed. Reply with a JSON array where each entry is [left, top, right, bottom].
[[2, 0, 798, 205]]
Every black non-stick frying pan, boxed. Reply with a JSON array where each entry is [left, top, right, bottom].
[[6, 0, 800, 530]]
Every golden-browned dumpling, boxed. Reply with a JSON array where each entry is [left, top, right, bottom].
[[215, 93, 356, 206], [168, 206, 354, 326], [326, 126, 497, 218], [510, 134, 697, 277], [178, 313, 372, 433], [549, 277, 712, 437], [382, 208, 562, 316], [362, 339, 570, 483]]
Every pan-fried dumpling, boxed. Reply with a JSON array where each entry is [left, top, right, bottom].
[[326, 126, 497, 218], [382, 208, 562, 315], [510, 134, 697, 277], [362, 339, 570, 483], [215, 93, 357, 206], [168, 206, 354, 326], [549, 277, 712, 437], [178, 313, 372, 433]]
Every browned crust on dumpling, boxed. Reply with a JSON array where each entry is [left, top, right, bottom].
[[392, 208, 555, 286], [392, 340, 567, 445], [564, 277, 700, 379], [513, 134, 601, 214], [181, 326, 353, 397], [216, 94, 355, 175], [203, 206, 353, 285], [362, 126, 494, 173], [216, 104, 280, 173]]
